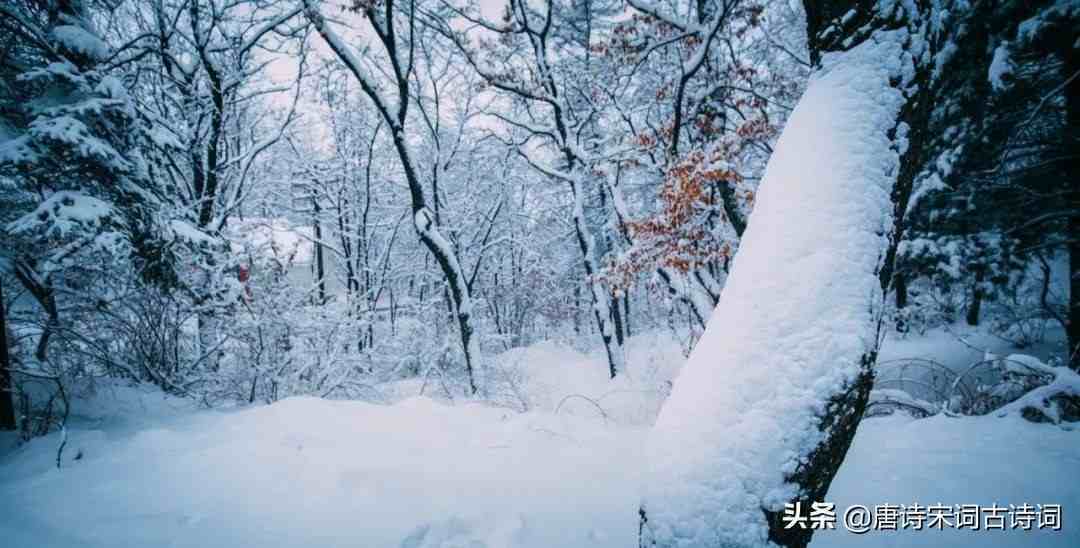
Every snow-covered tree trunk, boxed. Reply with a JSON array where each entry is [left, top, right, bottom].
[[570, 177, 626, 379], [640, 2, 929, 547], [413, 206, 483, 394], [303, 0, 483, 394], [656, 267, 716, 329]]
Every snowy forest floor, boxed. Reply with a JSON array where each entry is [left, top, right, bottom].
[[1, 327, 1077, 548]]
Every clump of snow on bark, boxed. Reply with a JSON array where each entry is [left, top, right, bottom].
[[641, 30, 911, 547], [988, 42, 1013, 91], [169, 219, 216, 245], [1016, 0, 1080, 44]]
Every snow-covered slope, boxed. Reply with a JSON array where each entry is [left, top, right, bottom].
[[1, 379, 1077, 548], [814, 414, 1080, 548], [2, 328, 1076, 548], [0, 389, 645, 548]]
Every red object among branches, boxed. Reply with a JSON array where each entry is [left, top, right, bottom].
[[607, 115, 775, 289]]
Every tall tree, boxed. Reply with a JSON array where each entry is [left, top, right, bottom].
[[124, 0, 305, 368], [640, 0, 933, 546], [0, 0, 174, 363], [642, 0, 1079, 546], [894, 0, 1078, 363], [433, 0, 632, 377], [302, 0, 484, 394]]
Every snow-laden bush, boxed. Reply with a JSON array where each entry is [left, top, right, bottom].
[[870, 353, 1079, 423], [480, 331, 684, 426], [891, 250, 1069, 348], [992, 356, 1080, 424]]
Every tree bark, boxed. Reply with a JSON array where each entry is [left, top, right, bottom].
[[0, 278, 16, 430], [894, 269, 909, 332], [759, 5, 930, 548], [570, 177, 625, 378], [12, 261, 58, 363], [642, 0, 929, 538], [966, 268, 984, 327], [312, 195, 327, 305]]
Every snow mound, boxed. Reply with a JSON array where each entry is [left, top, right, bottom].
[[813, 414, 1080, 548], [382, 331, 685, 426], [0, 394, 644, 548], [400, 515, 528, 548], [1, 379, 1077, 547]]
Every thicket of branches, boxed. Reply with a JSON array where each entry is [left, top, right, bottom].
[[0, 0, 1075, 436], [0, 0, 803, 423]]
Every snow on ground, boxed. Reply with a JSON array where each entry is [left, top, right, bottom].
[[378, 330, 684, 425], [813, 414, 1080, 548], [486, 331, 685, 424], [0, 387, 645, 548], [879, 323, 1067, 372], [1, 329, 1078, 548]]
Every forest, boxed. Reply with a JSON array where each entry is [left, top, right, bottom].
[[0, 1, 1078, 547]]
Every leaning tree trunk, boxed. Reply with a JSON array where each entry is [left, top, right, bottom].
[[640, 2, 932, 547], [405, 145, 482, 396]]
